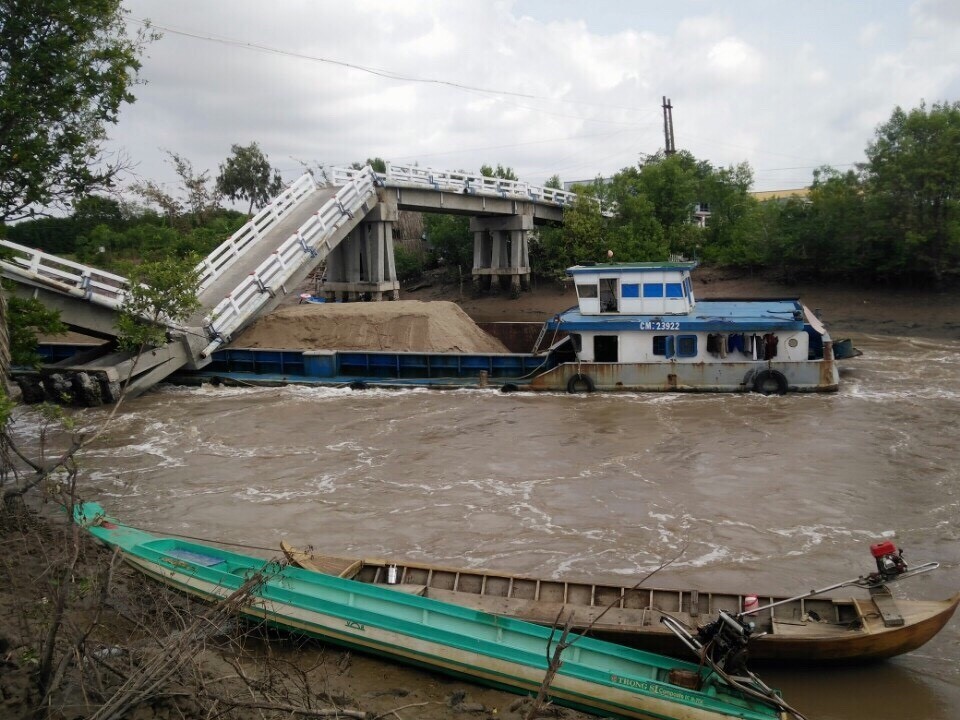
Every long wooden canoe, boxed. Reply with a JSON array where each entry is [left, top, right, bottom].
[[281, 543, 959, 665], [75, 502, 795, 720]]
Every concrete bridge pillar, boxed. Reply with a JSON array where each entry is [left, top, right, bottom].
[[470, 214, 532, 296], [323, 202, 400, 301]]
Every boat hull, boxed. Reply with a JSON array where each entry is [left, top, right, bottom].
[[77, 504, 787, 720], [282, 545, 959, 665], [527, 359, 838, 393]]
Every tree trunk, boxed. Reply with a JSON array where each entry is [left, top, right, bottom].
[[0, 290, 12, 397]]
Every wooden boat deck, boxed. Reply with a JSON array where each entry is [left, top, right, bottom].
[[280, 543, 959, 664]]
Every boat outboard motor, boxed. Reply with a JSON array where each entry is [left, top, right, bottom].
[[695, 610, 754, 676], [869, 541, 908, 583]]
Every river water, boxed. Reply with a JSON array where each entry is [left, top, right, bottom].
[[48, 332, 960, 719]]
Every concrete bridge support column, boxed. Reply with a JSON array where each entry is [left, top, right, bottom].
[[470, 214, 532, 297], [323, 202, 400, 301]]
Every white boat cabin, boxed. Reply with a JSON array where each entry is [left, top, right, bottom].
[[556, 262, 823, 370], [570, 262, 697, 316]]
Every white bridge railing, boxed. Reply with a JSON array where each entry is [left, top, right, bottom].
[[0, 240, 131, 311], [325, 163, 613, 215], [196, 172, 317, 293], [200, 166, 378, 357]]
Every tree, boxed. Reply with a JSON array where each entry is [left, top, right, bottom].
[[115, 255, 202, 352], [4, 294, 67, 368], [863, 101, 960, 285], [216, 142, 285, 216], [698, 162, 758, 266], [544, 174, 562, 190], [351, 156, 387, 173], [0, 0, 153, 221], [480, 163, 519, 181], [137, 150, 221, 229], [423, 213, 472, 271]]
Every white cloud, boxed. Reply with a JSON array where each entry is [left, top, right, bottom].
[[100, 0, 959, 193], [859, 22, 883, 47], [706, 37, 764, 84]]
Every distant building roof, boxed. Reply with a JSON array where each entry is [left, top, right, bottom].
[[563, 178, 613, 191], [749, 188, 810, 202]]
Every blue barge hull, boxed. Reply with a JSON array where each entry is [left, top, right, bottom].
[[37, 344, 555, 389]]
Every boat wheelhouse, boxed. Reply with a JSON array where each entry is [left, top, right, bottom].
[[529, 262, 839, 393]]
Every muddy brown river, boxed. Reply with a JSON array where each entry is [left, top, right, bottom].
[[49, 332, 959, 719]]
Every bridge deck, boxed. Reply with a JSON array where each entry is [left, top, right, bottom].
[[192, 186, 337, 323]]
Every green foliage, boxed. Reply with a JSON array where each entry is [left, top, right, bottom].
[[480, 164, 518, 181], [862, 101, 960, 284], [0, 0, 152, 221], [0, 384, 14, 427], [216, 142, 284, 216], [6, 198, 161, 256], [634, 152, 703, 231], [393, 244, 424, 282], [115, 256, 201, 352], [6, 294, 68, 367], [351, 158, 387, 173], [532, 195, 609, 280], [424, 213, 472, 271], [136, 151, 221, 229], [763, 101, 960, 286], [367, 157, 387, 173], [544, 175, 562, 190]]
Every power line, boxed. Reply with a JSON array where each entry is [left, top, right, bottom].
[[128, 18, 865, 179], [131, 18, 664, 117]]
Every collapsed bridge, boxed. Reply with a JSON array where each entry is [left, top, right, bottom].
[[3, 164, 604, 403]]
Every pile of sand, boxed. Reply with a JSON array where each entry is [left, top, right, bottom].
[[230, 300, 510, 353]]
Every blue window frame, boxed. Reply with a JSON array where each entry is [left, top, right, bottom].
[[676, 335, 698, 357], [654, 334, 696, 358], [666, 282, 683, 298], [643, 283, 664, 298], [622, 283, 640, 298], [653, 335, 675, 358]]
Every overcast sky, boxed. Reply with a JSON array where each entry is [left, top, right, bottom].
[[108, 0, 960, 194]]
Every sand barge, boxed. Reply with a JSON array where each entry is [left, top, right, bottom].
[[229, 300, 509, 354]]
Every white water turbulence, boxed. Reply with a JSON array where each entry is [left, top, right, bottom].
[[30, 333, 960, 720]]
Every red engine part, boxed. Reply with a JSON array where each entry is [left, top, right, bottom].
[[871, 540, 897, 558]]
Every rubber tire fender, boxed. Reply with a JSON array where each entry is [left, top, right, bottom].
[[566, 373, 596, 394], [752, 369, 788, 395], [500, 383, 519, 393]]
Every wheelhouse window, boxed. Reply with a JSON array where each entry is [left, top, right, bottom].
[[577, 283, 598, 298], [643, 283, 664, 298], [666, 283, 683, 298], [599, 278, 618, 312], [622, 283, 640, 298]]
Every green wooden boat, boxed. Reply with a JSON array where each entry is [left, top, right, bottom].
[[75, 502, 796, 720]]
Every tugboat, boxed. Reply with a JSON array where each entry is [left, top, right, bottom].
[[529, 261, 845, 394]]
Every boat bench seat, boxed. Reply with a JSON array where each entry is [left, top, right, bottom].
[[384, 583, 428, 596], [770, 619, 862, 637]]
